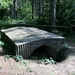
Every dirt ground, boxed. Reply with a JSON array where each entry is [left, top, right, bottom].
[[0, 41, 75, 75]]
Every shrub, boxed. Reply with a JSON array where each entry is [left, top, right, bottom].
[[13, 55, 23, 62]]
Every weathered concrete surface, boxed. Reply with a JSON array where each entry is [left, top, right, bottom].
[[1, 27, 65, 59]]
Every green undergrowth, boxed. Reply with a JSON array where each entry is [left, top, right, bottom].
[[56, 43, 71, 62], [4, 55, 23, 62], [38, 57, 56, 65], [30, 55, 56, 65], [0, 40, 4, 47], [4, 54, 56, 64]]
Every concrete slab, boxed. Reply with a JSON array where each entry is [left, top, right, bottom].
[[1, 27, 65, 59]]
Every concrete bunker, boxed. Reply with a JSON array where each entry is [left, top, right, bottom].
[[1, 27, 65, 60]]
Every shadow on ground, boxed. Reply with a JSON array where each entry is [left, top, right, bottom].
[[0, 48, 4, 56]]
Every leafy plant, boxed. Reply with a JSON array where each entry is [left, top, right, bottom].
[[4, 55, 11, 58], [38, 57, 56, 65], [56, 43, 71, 62], [56, 0, 75, 26], [4, 55, 11, 61], [20, 61, 27, 66], [0, 18, 25, 24], [0, 0, 12, 19], [52, 29, 65, 36], [17, 0, 32, 20], [0, 0, 12, 10], [0, 41, 4, 47], [13, 55, 23, 62], [4, 54, 23, 62]]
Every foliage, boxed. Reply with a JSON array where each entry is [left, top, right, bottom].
[[4, 54, 23, 62], [0, 0, 12, 9], [30, 55, 56, 65], [4, 55, 11, 58], [57, 43, 71, 62], [38, 57, 56, 65], [13, 55, 23, 62], [0, 41, 4, 47], [0, 0, 75, 26], [17, 0, 32, 20], [0, 0, 12, 19], [56, 0, 75, 26], [20, 61, 27, 66], [52, 29, 64, 36], [0, 17, 25, 24], [4, 55, 11, 61]]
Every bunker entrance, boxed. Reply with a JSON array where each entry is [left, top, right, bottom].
[[29, 45, 66, 62], [29, 45, 55, 60]]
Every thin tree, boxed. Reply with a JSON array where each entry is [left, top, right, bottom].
[[13, 0, 17, 19], [38, 0, 40, 19], [32, 0, 34, 19], [50, 0, 56, 25]]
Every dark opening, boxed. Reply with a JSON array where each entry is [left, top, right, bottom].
[[29, 45, 66, 62], [29, 45, 55, 60]]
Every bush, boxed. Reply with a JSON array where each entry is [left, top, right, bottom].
[[56, 43, 71, 62], [0, 0, 12, 19], [13, 55, 23, 62]]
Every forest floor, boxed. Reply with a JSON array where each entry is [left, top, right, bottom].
[[0, 39, 75, 75]]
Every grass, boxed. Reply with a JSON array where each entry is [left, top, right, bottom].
[[4, 54, 23, 62]]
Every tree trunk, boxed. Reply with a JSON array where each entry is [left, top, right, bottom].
[[38, 0, 40, 19], [50, 0, 56, 25], [40, 0, 43, 16], [32, 0, 34, 19], [13, 0, 17, 19]]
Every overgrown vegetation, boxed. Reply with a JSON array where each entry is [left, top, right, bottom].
[[0, 0, 75, 26], [38, 57, 56, 65], [56, 0, 75, 26], [4, 55, 23, 62], [0, 41, 4, 47], [56, 43, 72, 62], [0, 0, 12, 19], [13, 55, 23, 62], [0, 0, 12, 9]]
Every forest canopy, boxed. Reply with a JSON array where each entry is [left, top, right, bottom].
[[0, 0, 75, 26]]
